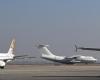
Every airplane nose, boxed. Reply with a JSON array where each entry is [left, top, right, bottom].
[[93, 59, 97, 62]]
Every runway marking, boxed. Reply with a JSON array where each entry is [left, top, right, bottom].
[[31, 76, 100, 77], [1, 69, 100, 72]]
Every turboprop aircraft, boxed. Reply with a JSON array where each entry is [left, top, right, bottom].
[[37, 44, 97, 64]]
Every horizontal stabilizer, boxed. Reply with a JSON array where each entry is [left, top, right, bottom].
[[38, 45, 49, 49]]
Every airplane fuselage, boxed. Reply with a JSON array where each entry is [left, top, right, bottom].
[[41, 54, 97, 64], [0, 53, 14, 60]]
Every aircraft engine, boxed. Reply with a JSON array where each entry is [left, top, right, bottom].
[[0, 61, 5, 69], [6, 60, 12, 62]]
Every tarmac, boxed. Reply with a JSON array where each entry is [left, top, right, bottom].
[[0, 64, 100, 80]]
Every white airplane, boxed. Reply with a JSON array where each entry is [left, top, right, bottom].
[[0, 39, 28, 69], [37, 44, 97, 64]]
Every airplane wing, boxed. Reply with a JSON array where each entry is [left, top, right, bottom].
[[64, 57, 81, 64], [14, 55, 36, 59], [65, 57, 78, 61], [75, 45, 100, 51]]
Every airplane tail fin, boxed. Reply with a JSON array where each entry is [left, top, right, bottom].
[[74, 45, 85, 52], [37, 44, 55, 56], [8, 39, 16, 54], [75, 45, 78, 52]]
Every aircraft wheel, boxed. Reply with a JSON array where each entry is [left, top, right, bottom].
[[0, 66, 4, 69]]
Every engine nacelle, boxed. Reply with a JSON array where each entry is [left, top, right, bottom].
[[6, 60, 12, 62], [0, 61, 5, 68]]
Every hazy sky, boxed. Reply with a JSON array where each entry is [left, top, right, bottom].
[[0, 0, 100, 61]]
